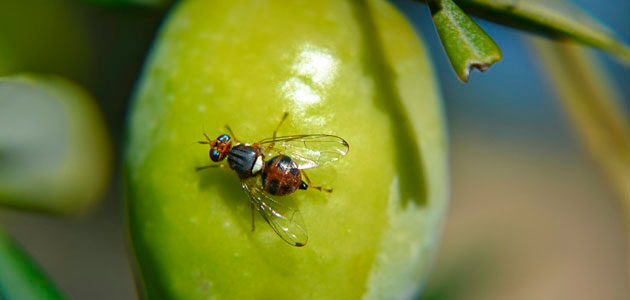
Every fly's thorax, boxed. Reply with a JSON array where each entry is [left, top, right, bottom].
[[227, 144, 264, 179]]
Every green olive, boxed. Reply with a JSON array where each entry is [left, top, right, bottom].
[[126, 0, 448, 299]]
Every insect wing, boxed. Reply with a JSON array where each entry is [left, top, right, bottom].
[[242, 178, 308, 247], [258, 134, 349, 169]]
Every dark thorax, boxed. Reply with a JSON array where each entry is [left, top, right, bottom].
[[227, 144, 264, 179]]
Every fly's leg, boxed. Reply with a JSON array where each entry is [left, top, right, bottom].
[[266, 112, 288, 151], [250, 203, 256, 232], [195, 164, 230, 172], [302, 170, 333, 193], [225, 125, 240, 143], [273, 112, 289, 140]]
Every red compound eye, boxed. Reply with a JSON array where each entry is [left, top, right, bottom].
[[210, 148, 221, 162]]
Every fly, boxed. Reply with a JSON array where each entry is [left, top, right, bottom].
[[196, 113, 349, 247]]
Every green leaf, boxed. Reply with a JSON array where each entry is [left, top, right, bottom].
[[126, 0, 449, 299], [454, 0, 630, 63], [80, 0, 170, 7], [0, 227, 65, 300], [428, 0, 502, 82], [0, 75, 112, 214]]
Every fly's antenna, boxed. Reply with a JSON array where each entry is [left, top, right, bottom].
[[225, 125, 239, 143], [203, 132, 212, 143], [198, 132, 213, 145], [197, 124, 213, 145]]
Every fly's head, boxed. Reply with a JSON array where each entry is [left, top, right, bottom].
[[209, 134, 232, 162]]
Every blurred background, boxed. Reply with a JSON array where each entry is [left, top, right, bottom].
[[0, 0, 628, 299]]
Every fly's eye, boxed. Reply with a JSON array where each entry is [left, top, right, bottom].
[[217, 134, 230, 143], [210, 149, 221, 162]]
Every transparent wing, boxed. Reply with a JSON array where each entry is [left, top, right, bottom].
[[257, 134, 349, 169], [241, 177, 308, 247]]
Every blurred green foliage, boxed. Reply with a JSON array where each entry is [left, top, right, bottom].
[[0, 0, 92, 81], [0, 75, 112, 214], [82, 0, 170, 7], [0, 227, 64, 300]]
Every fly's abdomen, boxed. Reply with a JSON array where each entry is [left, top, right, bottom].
[[261, 155, 302, 196]]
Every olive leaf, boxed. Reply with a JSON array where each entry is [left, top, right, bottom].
[[0, 227, 65, 300], [428, 0, 502, 82], [415, 0, 629, 81], [453, 0, 630, 63], [528, 37, 630, 217], [528, 37, 630, 285], [0, 75, 112, 214]]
